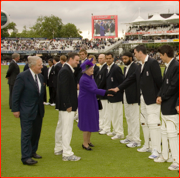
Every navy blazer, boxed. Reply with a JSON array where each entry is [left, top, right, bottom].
[[47, 66, 55, 87], [118, 57, 162, 105], [123, 62, 140, 104], [12, 69, 45, 120], [95, 63, 108, 100], [158, 59, 179, 115], [93, 65, 99, 80], [56, 64, 78, 111], [53, 62, 62, 88], [106, 63, 124, 103]]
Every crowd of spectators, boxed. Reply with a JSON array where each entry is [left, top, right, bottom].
[[1, 38, 121, 52], [125, 34, 179, 41], [127, 23, 179, 33]]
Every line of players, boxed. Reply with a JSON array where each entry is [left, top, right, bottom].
[[33, 45, 178, 171], [74, 46, 179, 171]]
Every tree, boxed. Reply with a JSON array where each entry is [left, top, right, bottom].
[[31, 15, 63, 39], [1, 22, 18, 37], [60, 23, 82, 38]]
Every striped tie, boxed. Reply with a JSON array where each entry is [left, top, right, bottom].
[[35, 74, 39, 93]]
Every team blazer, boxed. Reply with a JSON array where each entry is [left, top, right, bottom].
[[123, 62, 140, 104], [158, 59, 179, 115], [47, 66, 55, 87], [5, 60, 20, 85], [56, 64, 78, 111], [95, 63, 108, 100], [12, 69, 45, 120], [106, 63, 124, 103], [93, 65, 99, 80], [41, 65, 48, 84], [118, 57, 162, 105], [53, 62, 62, 88]]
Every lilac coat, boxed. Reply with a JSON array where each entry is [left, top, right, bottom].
[[78, 73, 106, 132]]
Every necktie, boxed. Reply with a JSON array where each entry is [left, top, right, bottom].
[[163, 66, 167, 79], [35, 74, 39, 93]]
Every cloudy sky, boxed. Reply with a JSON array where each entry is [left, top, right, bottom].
[[1, 1, 179, 39]]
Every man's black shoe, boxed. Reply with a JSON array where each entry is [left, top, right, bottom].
[[23, 158, 38, 165]]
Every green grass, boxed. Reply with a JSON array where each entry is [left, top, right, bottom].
[[1, 65, 178, 177]]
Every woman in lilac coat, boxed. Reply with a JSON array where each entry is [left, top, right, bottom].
[[78, 59, 113, 151]]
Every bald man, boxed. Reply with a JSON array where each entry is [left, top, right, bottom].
[[95, 54, 110, 135]]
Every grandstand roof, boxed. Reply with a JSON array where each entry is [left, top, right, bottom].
[[131, 16, 145, 25], [127, 13, 179, 25], [165, 13, 179, 23], [143, 13, 166, 24]]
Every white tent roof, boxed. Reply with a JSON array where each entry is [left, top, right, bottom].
[[143, 13, 166, 24], [131, 16, 145, 24], [165, 14, 179, 23]]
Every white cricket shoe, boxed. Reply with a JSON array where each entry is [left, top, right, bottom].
[[54, 150, 63, 155], [50, 103, 55, 106], [99, 130, 108, 135], [154, 155, 173, 163], [168, 163, 179, 171], [111, 134, 124, 140], [137, 145, 151, 152], [148, 149, 159, 159], [126, 142, 141, 148], [44, 102, 50, 105], [107, 132, 115, 136], [62, 155, 81, 161], [120, 139, 131, 144]]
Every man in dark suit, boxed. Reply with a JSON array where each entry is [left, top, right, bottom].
[[12, 56, 45, 165], [105, 53, 124, 140], [119, 52, 141, 148], [23, 63, 29, 71], [110, 20, 115, 34], [54, 53, 81, 161], [95, 20, 100, 35], [52, 55, 62, 106], [95, 54, 109, 134], [5, 53, 20, 109], [155, 45, 179, 171], [41, 64, 48, 104], [46, 58, 55, 105], [110, 45, 162, 159]]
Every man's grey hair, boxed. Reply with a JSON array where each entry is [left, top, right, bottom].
[[28, 56, 42, 68], [12, 53, 20, 59]]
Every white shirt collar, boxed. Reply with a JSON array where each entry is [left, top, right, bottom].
[[99, 62, 107, 70], [140, 55, 149, 65], [54, 61, 60, 66], [165, 58, 174, 68], [29, 68, 37, 80], [125, 61, 133, 68], [12, 59, 17, 63], [107, 62, 114, 70], [66, 63, 75, 73]]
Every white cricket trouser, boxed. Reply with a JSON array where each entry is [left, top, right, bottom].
[[140, 95, 161, 152], [54, 111, 75, 157], [108, 101, 124, 135], [124, 93, 141, 143], [99, 100, 108, 130], [75, 90, 80, 118], [161, 113, 179, 164]]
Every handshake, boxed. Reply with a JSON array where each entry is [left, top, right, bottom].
[[105, 87, 120, 96]]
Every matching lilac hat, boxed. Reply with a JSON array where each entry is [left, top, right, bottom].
[[80, 58, 94, 73]]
